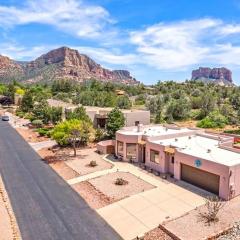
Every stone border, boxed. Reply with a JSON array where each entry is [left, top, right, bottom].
[[158, 224, 182, 240], [204, 225, 233, 240], [0, 176, 21, 240]]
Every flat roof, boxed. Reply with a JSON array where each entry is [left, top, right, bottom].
[[118, 125, 194, 137], [153, 135, 240, 166]]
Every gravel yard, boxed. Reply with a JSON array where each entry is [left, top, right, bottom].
[[72, 181, 115, 209], [65, 148, 113, 175], [16, 127, 47, 143], [89, 172, 154, 201], [144, 227, 173, 240], [217, 221, 240, 240], [50, 162, 80, 180], [162, 196, 240, 240], [38, 148, 80, 180]]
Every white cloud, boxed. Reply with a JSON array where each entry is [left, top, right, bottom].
[[0, 43, 52, 60], [130, 18, 240, 70], [73, 46, 139, 66], [0, 0, 114, 39]]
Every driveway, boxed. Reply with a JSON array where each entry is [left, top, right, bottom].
[[0, 121, 121, 240], [94, 157, 209, 240]]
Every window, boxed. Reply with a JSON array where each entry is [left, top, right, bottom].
[[126, 143, 137, 159], [171, 156, 175, 164], [117, 141, 124, 155], [150, 150, 160, 164], [135, 121, 140, 126]]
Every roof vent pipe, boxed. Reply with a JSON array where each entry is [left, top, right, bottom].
[[137, 124, 143, 132]]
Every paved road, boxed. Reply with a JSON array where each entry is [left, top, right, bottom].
[[0, 121, 122, 240]]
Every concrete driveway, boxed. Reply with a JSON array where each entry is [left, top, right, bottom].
[[97, 178, 206, 240]]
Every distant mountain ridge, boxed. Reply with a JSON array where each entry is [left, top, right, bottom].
[[191, 67, 234, 86], [0, 47, 139, 85]]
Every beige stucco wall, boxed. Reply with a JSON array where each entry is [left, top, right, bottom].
[[124, 111, 150, 127], [97, 140, 115, 154], [115, 132, 142, 162], [229, 165, 240, 198], [145, 142, 166, 173]]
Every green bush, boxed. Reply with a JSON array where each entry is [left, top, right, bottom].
[[15, 110, 25, 118], [31, 119, 44, 128], [197, 111, 228, 128], [37, 128, 52, 137], [95, 128, 106, 142], [224, 129, 240, 134]]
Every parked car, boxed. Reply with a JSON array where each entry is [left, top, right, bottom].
[[2, 116, 9, 121]]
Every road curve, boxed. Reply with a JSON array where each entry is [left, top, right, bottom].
[[0, 122, 122, 240]]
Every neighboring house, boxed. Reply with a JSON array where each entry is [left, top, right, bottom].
[[47, 99, 150, 128], [98, 124, 240, 200]]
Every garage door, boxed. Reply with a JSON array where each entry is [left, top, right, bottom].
[[181, 164, 220, 195]]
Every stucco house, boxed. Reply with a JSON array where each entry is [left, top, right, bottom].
[[98, 124, 240, 200], [47, 99, 150, 128]]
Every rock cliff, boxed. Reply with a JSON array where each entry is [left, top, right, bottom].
[[0, 55, 24, 82], [192, 67, 233, 86], [0, 47, 138, 84]]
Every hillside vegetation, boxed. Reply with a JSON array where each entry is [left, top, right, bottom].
[[1, 79, 240, 129]]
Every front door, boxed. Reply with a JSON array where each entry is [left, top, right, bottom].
[[166, 153, 175, 175], [142, 146, 146, 163]]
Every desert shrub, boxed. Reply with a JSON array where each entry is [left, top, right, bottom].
[[115, 178, 128, 186], [31, 119, 44, 128], [197, 111, 228, 128], [224, 129, 240, 134], [95, 128, 107, 142], [89, 160, 97, 167], [37, 128, 52, 137], [24, 112, 34, 120], [199, 196, 225, 225], [15, 110, 25, 118]]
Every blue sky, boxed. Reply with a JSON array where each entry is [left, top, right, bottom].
[[1, 0, 240, 84]]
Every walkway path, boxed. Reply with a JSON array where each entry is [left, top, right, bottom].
[[68, 155, 209, 240]]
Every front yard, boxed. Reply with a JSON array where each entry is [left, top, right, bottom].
[[89, 172, 154, 201]]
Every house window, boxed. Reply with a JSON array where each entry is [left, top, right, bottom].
[[117, 141, 124, 155], [150, 150, 160, 164], [135, 121, 140, 126], [126, 143, 137, 159], [171, 156, 175, 164]]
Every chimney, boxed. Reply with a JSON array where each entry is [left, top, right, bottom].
[[137, 124, 143, 132]]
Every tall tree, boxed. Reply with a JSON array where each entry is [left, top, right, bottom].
[[106, 108, 125, 138]]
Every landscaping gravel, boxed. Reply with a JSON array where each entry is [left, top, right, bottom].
[[217, 222, 240, 240], [89, 171, 154, 201], [65, 148, 113, 175], [163, 196, 240, 240], [144, 227, 173, 240], [72, 181, 114, 209]]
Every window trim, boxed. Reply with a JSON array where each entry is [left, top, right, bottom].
[[117, 141, 124, 155], [150, 149, 160, 164], [126, 143, 137, 159]]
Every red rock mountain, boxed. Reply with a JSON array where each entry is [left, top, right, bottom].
[[0, 47, 138, 84], [0, 55, 24, 82], [192, 67, 233, 86]]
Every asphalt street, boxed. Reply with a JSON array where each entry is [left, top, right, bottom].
[[0, 121, 122, 240]]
